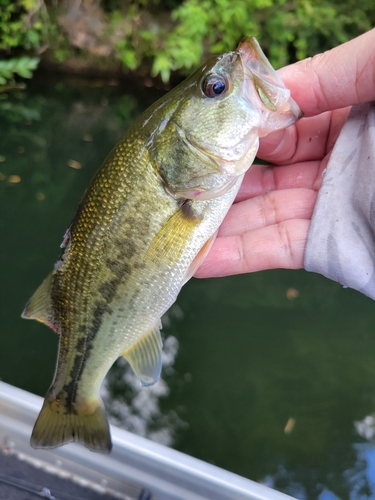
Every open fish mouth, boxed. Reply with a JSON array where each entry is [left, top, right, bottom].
[[238, 36, 302, 127]]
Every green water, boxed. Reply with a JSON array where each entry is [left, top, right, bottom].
[[1, 73, 375, 500]]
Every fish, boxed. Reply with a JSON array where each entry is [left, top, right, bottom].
[[22, 37, 301, 453]]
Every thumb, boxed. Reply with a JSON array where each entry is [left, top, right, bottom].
[[278, 28, 375, 117], [257, 29, 375, 161], [257, 126, 299, 162]]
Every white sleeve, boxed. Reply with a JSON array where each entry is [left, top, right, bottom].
[[304, 102, 375, 300]]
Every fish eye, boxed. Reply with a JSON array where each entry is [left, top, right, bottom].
[[202, 74, 228, 98]]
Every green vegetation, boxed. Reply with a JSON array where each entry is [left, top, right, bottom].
[[0, 57, 39, 85], [0, 0, 374, 85], [0, 0, 49, 85]]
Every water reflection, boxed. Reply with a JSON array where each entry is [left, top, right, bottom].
[[261, 414, 375, 499], [319, 491, 341, 500]]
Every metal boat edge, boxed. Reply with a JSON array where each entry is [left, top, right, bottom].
[[0, 381, 296, 500]]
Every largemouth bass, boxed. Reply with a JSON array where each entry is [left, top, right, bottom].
[[22, 37, 301, 453]]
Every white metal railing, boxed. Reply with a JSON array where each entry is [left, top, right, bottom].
[[0, 381, 296, 500]]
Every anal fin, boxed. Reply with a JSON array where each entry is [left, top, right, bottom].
[[21, 271, 59, 333], [122, 324, 163, 386]]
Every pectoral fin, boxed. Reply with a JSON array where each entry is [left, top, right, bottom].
[[122, 324, 163, 386], [182, 232, 217, 284], [21, 272, 60, 333], [145, 201, 202, 269]]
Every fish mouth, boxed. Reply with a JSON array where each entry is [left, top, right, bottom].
[[237, 36, 302, 125]]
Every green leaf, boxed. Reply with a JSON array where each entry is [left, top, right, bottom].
[[0, 57, 40, 85]]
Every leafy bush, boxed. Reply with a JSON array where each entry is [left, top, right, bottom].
[[116, 0, 375, 81], [0, 0, 49, 86], [0, 0, 374, 85], [0, 0, 47, 51], [0, 57, 39, 85]]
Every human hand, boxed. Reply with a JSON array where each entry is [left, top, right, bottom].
[[196, 28, 375, 278]]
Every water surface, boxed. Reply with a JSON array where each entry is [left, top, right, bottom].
[[1, 73, 375, 499]]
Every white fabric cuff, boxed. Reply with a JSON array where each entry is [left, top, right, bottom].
[[304, 102, 375, 300]]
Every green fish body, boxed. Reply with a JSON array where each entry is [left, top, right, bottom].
[[22, 37, 301, 453]]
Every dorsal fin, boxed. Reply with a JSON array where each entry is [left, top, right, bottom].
[[21, 272, 60, 333], [122, 324, 163, 386]]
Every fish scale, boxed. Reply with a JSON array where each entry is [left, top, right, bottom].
[[22, 37, 301, 453]]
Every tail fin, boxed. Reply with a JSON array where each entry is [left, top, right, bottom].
[[31, 397, 112, 453]]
